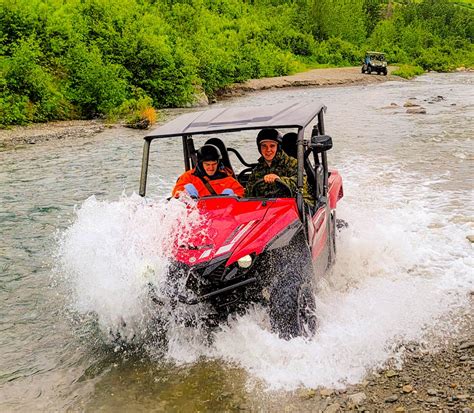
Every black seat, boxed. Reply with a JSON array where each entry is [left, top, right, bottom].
[[205, 137, 235, 178], [282, 132, 298, 159]]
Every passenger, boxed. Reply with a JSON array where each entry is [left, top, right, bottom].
[[172, 144, 244, 198], [245, 128, 313, 204]]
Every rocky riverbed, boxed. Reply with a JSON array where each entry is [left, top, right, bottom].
[[291, 313, 473, 412]]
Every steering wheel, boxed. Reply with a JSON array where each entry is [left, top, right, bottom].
[[249, 178, 293, 198]]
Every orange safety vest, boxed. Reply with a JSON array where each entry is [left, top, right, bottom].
[[172, 168, 244, 198]]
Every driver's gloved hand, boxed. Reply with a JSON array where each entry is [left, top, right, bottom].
[[221, 188, 235, 196], [184, 183, 199, 198]]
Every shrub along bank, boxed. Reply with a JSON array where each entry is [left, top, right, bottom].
[[0, 0, 472, 127]]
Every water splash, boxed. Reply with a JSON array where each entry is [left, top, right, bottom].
[[55, 157, 472, 391], [164, 158, 472, 389], [55, 193, 206, 341]]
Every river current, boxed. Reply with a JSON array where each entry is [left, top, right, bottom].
[[0, 73, 473, 411]]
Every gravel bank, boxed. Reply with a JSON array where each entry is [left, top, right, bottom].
[[0, 119, 106, 150], [218, 66, 401, 97], [256, 309, 473, 412]]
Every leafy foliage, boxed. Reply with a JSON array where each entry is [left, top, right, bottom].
[[391, 64, 425, 79], [0, 0, 472, 126]]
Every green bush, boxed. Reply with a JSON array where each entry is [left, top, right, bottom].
[[0, 93, 30, 126], [64, 43, 129, 117], [314, 38, 362, 66], [392, 64, 424, 79], [2, 35, 72, 123]]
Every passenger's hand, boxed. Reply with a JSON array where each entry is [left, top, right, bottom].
[[264, 174, 280, 183]]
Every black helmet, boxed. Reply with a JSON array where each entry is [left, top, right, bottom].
[[197, 144, 222, 162], [256, 128, 281, 153]]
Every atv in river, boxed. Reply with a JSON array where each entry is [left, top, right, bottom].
[[139, 102, 343, 340]]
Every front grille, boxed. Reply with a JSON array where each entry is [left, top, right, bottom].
[[203, 260, 227, 282], [170, 255, 258, 305]]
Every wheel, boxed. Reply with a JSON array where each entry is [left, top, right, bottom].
[[249, 177, 293, 198], [383, 68, 387, 76], [367, 66, 372, 75], [269, 274, 317, 340], [361, 67, 365, 74]]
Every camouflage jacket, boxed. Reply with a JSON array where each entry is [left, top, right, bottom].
[[245, 151, 314, 204]]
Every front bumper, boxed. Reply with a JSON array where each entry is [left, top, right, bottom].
[[168, 256, 262, 309]]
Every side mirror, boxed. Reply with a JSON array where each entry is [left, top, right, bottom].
[[311, 135, 333, 153]]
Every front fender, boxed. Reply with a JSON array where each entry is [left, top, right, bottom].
[[328, 170, 343, 209]]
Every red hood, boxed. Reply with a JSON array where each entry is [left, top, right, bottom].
[[173, 197, 300, 266]]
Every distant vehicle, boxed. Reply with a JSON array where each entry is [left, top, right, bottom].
[[362, 51, 387, 75], [139, 102, 344, 340]]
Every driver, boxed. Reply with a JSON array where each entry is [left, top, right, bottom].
[[172, 144, 244, 198], [245, 128, 313, 204], [245, 128, 297, 197]]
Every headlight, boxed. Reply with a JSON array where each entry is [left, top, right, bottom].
[[237, 255, 252, 269]]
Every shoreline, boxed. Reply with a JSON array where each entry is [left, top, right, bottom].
[[217, 66, 401, 97], [0, 66, 401, 150]]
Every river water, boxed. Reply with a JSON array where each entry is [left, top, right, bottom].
[[1, 73, 473, 411]]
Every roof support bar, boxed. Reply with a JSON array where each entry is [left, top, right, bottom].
[[139, 139, 151, 197], [183, 135, 190, 170], [296, 127, 305, 220], [318, 109, 329, 197]]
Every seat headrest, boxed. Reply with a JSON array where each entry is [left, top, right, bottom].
[[281, 132, 298, 159]]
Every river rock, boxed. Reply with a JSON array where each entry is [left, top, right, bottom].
[[456, 394, 469, 401], [427, 389, 438, 396], [459, 341, 474, 350], [189, 85, 209, 107], [402, 384, 414, 393], [320, 388, 334, 397], [382, 102, 399, 109], [406, 107, 426, 114], [404, 101, 419, 107], [299, 389, 317, 399], [126, 118, 150, 129], [466, 235, 474, 243], [347, 392, 367, 406], [425, 95, 445, 103], [323, 403, 341, 413], [385, 395, 399, 403], [386, 369, 398, 378]]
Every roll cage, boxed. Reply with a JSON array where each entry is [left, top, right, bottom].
[[139, 102, 333, 219]]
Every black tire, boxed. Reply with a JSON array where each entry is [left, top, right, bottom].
[[269, 264, 317, 340], [367, 66, 372, 75], [361, 67, 365, 74], [383, 68, 387, 76]]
